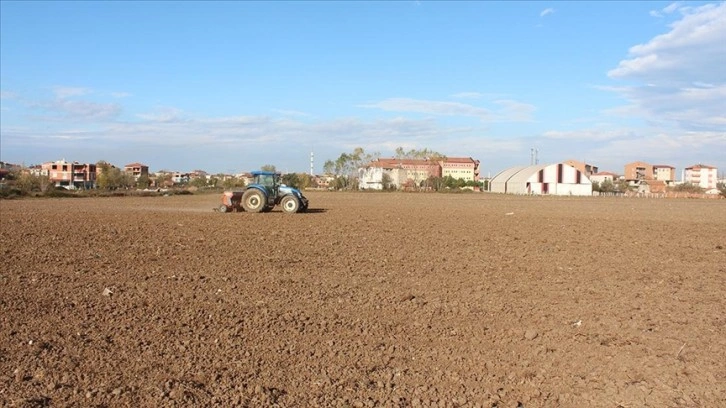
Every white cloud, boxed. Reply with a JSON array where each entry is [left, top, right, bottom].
[[492, 100, 536, 122], [590, 130, 726, 167], [450, 92, 482, 99], [360, 97, 535, 122], [53, 86, 92, 98], [136, 107, 186, 123], [664, 2, 683, 14], [609, 2, 726, 83], [542, 128, 635, 142], [360, 97, 492, 119], [33, 99, 122, 120], [606, 2, 726, 132], [1, 91, 19, 100], [540, 8, 554, 17], [272, 109, 312, 118], [650, 2, 684, 18]]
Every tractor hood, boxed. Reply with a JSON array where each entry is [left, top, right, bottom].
[[279, 184, 305, 198]]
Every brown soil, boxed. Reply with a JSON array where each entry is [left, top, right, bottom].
[[1, 192, 725, 407]]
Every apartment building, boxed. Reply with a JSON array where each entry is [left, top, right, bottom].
[[358, 162, 407, 190], [359, 157, 480, 190], [374, 158, 442, 187], [564, 159, 599, 177], [440, 157, 480, 182], [653, 164, 676, 184], [41, 159, 97, 189], [684, 164, 718, 189], [124, 163, 149, 180], [624, 161, 654, 183]]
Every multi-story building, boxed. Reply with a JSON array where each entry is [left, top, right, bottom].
[[172, 172, 191, 184], [41, 159, 96, 189], [564, 159, 599, 177], [653, 164, 676, 185], [684, 164, 718, 189], [439, 157, 480, 182], [359, 157, 480, 190], [624, 161, 654, 183], [373, 158, 442, 188], [124, 163, 149, 180], [358, 161, 408, 190]]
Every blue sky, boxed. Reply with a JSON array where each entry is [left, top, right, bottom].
[[1, 1, 724, 177]]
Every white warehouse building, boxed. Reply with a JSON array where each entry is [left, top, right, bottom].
[[490, 163, 593, 196]]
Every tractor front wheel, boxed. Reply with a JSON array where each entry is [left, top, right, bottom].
[[281, 196, 300, 214], [242, 189, 266, 213], [218, 204, 229, 213]]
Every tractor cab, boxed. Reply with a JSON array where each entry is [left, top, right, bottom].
[[251, 171, 279, 195]]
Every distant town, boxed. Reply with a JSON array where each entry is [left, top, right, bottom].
[[0, 157, 723, 198]]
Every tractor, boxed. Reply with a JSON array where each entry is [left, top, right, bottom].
[[218, 171, 308, 214]]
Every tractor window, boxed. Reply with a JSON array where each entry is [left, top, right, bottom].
[[257, 174, 275, 189]]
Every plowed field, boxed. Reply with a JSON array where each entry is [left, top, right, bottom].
[[1, 192, 724, 407]]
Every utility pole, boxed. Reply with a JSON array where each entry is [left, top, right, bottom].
[[310, 151, 314, 176]]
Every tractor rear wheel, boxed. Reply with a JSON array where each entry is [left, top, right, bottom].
[[241, 189, 265, 213], [281, 195, 300, 214]]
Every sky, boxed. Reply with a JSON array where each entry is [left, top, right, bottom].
[[1, 1, 725, 177]]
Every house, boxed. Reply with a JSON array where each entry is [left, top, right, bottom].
[[590, 171, 618, 184], [439, 157, 480, 182], [564, 159, 599, 177], [172, 172, 191, 184], [490, 163, 592, 196], [124, 163, 149, 180], [362, 157, 479, 190], [372, 158, 442, 188], [624, 161, 654, 184], [653, 164, 676, 185], [41, 159, 97, 189], [358, 161, 408, 190], [684, 164, 718, 189]]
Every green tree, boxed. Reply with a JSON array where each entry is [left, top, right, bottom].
[[324, 147, 379, 190], [394, 147, 446, 160], [156, 173, 173, 188], [222, 176, 245, 189], [260, 164, 277, 172], [323, 160, 335, 175], [96, 161, 121, 189], [281, 173, 301, 189], [298, 173, 314, 190], [615, 179, 631, 193], [381, 173, 393, 190], [15, 172, 42, 193], [136, 174, 151, 189], [189, 176, 208, 188], [672, 182, 703, 193], [718, 182, 726, 198], [592, 181, 601, 193], [599, 179, 615, 193]]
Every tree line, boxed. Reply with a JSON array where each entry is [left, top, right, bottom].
[[321, 147, 482, 191]]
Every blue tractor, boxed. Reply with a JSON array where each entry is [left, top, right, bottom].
[[218, 171, 308, 213]]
